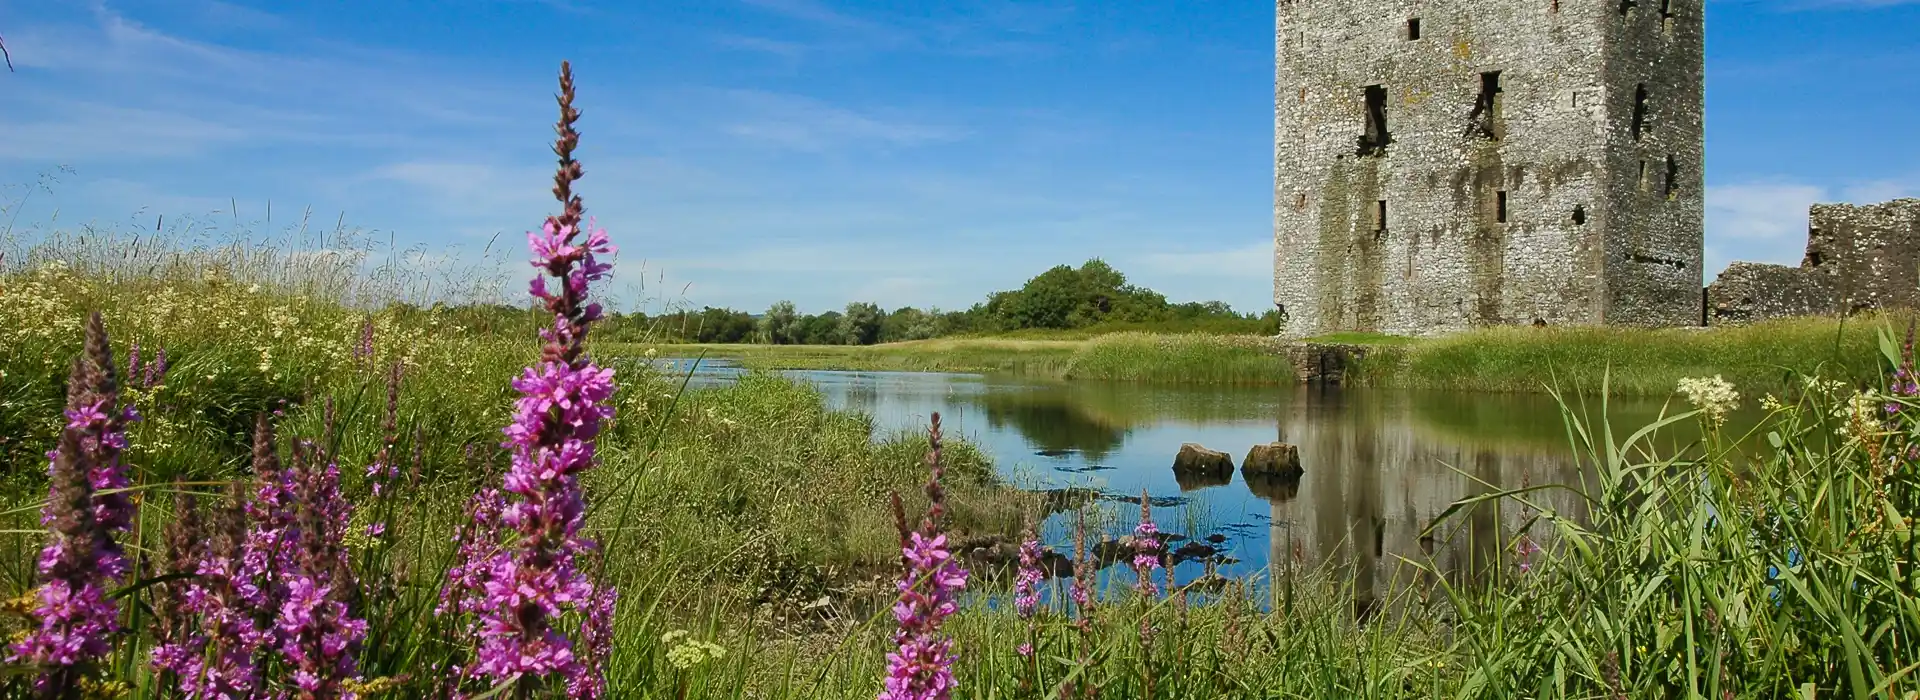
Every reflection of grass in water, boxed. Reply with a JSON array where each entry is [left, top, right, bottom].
[[1407, 386, 1770, 455]]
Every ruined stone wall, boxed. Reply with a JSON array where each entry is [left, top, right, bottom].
[[1806, 200, 1920, 314], [1705, 199, 1920, 325], [1704, 262, 1830, 325], [1273, 0, 1705, 336]]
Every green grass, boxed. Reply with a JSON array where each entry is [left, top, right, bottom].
[[1351, 316, 1901, 397], [622, 333, 1295, 387], [7, 228, 1920, 698], [631, 316, 1909, 397]]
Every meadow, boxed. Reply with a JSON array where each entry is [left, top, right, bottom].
[[0, 62, 1916, 699], [653, 316, 1897, 399]]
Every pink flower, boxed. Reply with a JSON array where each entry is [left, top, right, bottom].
[[445, 62, 619, 698], [12, 313, 137, 691], [880, 414, 967, 700]]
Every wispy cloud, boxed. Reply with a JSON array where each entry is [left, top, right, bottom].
[[1704, 176, 1920, 275], [728, 0, 1066, 59], [716, 90, 968, 152]]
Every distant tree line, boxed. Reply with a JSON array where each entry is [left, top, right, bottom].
[[383, 259, 1282, 346]]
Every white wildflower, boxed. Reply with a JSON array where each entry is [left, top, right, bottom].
[[1677, 375, 1739, 426], [1833, 388, 1885, 437]]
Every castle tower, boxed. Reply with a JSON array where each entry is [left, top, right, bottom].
[[1272, 0, 1704, 336]]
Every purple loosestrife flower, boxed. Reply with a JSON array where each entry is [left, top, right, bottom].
[[152, 484, 203, 689], [1132, 492, 1162, 700], [11, 312, 138, 694], [364, 361, 403, 544], [145, 348, 169, 390], [1013, 523, 1043, 694], [276, 440, 367, 698], [456, 60, 620, 698], [1014, 530, 1043, 622], [155, 487, 269, 698], [1514, 535, 1542, 574], [1013, 523, 1043, 661], [880, 413, 969, 700], [353, 316, 375, 363], [1131, 492, 1162, 599], [155, 415, 285, 698]]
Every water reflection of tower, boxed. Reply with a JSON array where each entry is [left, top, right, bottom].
[[1264, 385, 1389, 612], [1263, 385, 1588, 614]]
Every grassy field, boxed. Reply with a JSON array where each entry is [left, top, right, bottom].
[[1350, 316, 1901, 396], [628, 315, 1903, 397], [6, 245, 1920, 696]]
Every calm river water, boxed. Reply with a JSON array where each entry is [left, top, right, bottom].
[[661, 358, 1711, 603]]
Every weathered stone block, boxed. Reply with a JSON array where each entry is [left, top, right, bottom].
[[1243, 442, 1303, 477], [1167, 441, 1228, 473]]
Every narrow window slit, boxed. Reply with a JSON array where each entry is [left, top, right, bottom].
[[1620, 0, 1636, 16], [1572, 205, 1588, 225], [1664, 156, 1679, 198], [1631, 84, 1648, 140], [1375, 200, 1388, 232], [1471, 71, 1504, 139], [1496, 191, 1509, 223], [1358, 85, 1392, 156], [1407, 18, 1422, 40]]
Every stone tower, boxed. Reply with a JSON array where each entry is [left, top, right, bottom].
[[1272, 0, 1704, 336]]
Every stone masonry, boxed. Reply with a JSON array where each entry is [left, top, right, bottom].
[[1273, 0, 1705, 336], [1706, 199, 1920, 325]]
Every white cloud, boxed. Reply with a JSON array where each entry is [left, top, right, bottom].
[[717, 90, 968, 152], [1704, 177, 1920, 277]]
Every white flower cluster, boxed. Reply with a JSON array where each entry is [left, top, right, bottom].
[[1677, 375, 1740, 426], [1833, 388, 1885, 437]]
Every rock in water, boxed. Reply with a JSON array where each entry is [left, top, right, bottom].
[[1242, 442, 1302, 477], [1173, 442, 1233, 471]]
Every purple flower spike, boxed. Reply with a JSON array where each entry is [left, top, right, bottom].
[[1132, 491, 1162, 599], [1014, 533, 1043, 621], [443, 60, 619, 699], [11, 312, 137, 692], [880, 413, 968, 700]]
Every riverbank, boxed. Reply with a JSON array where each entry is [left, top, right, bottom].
[[621, 314, 1905, 397]]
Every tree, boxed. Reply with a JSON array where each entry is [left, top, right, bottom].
[[881, 307, 942, 343], [797, 312, 844, 345], [759, 300, 800, 344], [840, 302, 884, 346], [1004, 265, 1080, 330], [693, 307, 755, 343]]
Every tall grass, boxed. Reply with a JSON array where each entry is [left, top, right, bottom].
[[1352, 316, 1899, 396], [633, 333, 1298, 387]]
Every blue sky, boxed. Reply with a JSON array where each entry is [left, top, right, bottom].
[[2, 0, 1917, 316]]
